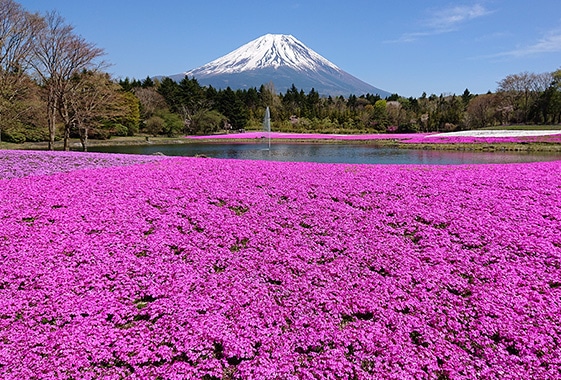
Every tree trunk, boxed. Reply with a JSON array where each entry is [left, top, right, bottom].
[[47, 92, 57, 150], [78, 124, 88, 152], [63, 125, 70, 151], [83, 131, 88, 152], [58, 96, 72, 151]]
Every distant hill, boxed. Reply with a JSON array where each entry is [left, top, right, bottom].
[[166, 34, 390, 97]]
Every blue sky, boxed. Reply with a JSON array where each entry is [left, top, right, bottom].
[[18, 0, 561, 97]]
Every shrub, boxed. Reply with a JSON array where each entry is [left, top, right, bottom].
[[1, 129, 26, 143], [144, 116, 165, 136], [112, 123, 129, 136], [89, 128, 112, 140]]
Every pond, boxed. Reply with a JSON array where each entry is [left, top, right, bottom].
[[89, 142, 561, 165]]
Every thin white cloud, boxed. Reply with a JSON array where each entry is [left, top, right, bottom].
[[386, 31, 437, 44], [493, 30, 561, 57], [425, 4, 491, 31], [387, 3, 493, 43], [475, 31, 512, 42]]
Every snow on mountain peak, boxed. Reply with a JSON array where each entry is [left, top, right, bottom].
[[185, 34, 341, 76], [172, 34, 390, 97]]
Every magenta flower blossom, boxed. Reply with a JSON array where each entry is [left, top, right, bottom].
[[0, 150, 166, 179], [404, 133, 561, 145], [186, 132, 423, 141], [0, 150, 560, 378], [186, 131, 561, 145]]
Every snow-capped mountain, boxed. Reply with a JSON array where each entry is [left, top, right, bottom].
[[167, 34, 390, 97]]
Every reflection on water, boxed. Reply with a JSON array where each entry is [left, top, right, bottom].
[[89, 142, 561, 165]]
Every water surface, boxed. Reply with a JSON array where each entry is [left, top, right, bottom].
[[89, 142, 561, 165]]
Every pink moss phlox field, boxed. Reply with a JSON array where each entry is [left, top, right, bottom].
[[186, 131, 561, 145], [186, 132, 423, 140], [1, 151, 561, 379], [404, 134, 561, 145], [0, 150, 166, 179]]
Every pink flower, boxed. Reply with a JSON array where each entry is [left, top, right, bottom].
[[0, 150, 559, 378]]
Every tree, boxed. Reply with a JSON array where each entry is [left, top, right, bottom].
[[241, 87, 260, 119], [461, 89, 474, 106], [533, 69, 561, 124], [29, 11, 104, 150], [177, 76, 212, 133], [157, 77, 181, 111], [371, 99, 388, 128], [306, 88, 320, 119], [259, 82, 275, 107], [440, 95, 462, 129], [156, 109, 184, 137], [134, 86, 167, 119], [145, 115, 165, 136], [0, 0, 42, 142], [496, 71, 542, 124], [551, 69, 561, 123], [386, 100, 404, 127], [466, 93, 496, 128], [141, 76, 154, 88], [195, 109, 225, 134], [63, 70, 129, 151], [117, 91, 141, 135], [216, 87, 247, 130]]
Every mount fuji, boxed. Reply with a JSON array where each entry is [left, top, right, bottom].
[[167, 34, 390, 97]]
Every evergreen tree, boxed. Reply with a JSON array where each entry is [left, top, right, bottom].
[[217, 87, 247, 130], [141, 76, 154, 88], [157, 77, 181, 112], [461, 88, 473, 106]]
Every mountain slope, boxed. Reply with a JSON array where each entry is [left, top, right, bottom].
[[167, 34, 390, 97]]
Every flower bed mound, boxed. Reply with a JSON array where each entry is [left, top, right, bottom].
[[0, 154, 560, 379]]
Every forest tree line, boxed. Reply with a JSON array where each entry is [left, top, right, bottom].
[[1, 0, 561, 151]]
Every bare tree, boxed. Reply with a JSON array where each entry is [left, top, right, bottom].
[[496, 71, 544, 124], [386, 100, 406, 128], [466, 93, 497, 129], [176, 98, 216, 134], [64, 70, 127, 151], [133, 87, 167, 119], [0, 0, 42, 142], [534, 72, 554, 93], [29, 11, 104, 150]]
